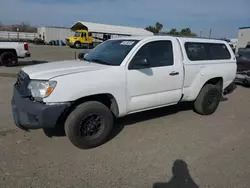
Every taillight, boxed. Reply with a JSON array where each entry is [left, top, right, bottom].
[[24, 43, 28, 51]]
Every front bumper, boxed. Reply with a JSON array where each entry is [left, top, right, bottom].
[[11, 87, 69, 130]]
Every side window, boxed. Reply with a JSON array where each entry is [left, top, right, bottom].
[[81, 33, 86, 38], [185, 42, 231, 61], [185, 42, 208, 61], [130, 40, 174, 69], [240, 55, 250, 61], [209, 44, 231, 60]]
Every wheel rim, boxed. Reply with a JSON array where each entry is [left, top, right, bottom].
[[4, 55, 15, 66], [76, 43, 80, 48], [79, 114, 104, 140]]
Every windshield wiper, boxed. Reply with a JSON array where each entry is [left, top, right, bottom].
[[89, 59, 112, 65]]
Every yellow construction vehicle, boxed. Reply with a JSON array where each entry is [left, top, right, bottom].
[[66, 29, 111, 49]]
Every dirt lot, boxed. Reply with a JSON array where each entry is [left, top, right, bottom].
[[0, 45, 250, 188]]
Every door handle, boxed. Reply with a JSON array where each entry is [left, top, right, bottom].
[[169, 71, 179, 76]]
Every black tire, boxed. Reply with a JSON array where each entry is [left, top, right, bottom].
[[65, 101, 114, 149], [74, 41, 81, 49], [0, 51, 18, 67], [194, 84, 221, 115], [243, 79, 250, 88]]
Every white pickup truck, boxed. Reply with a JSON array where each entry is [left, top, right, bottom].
[[0, 42, 30, 66], [11, 36, 236, 149]]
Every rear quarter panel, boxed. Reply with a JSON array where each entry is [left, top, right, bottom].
[[177, 38, 237, 101], [0, 42, 27, 57]]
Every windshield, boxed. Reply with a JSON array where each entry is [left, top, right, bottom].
[[74, 32, 81, 37], [84, 40, 139, 66], [239, 55, 250, 61]]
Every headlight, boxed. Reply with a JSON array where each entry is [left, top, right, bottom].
[[28, 80, 57, 99]]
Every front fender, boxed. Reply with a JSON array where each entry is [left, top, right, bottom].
[[43, 67, 127, 116]]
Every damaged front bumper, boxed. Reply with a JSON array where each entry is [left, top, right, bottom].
[[235, 71, 250, 86]]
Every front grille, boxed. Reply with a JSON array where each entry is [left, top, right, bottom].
[[15, 70, 31, 97]]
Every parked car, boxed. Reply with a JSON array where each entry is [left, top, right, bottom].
[[11, 36, 236, 149], [238, 42, 250, 57], [0, 42, 30, 67], [235, 54, 250, 86]]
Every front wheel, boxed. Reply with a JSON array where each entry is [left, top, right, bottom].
[[74, 41, 81, 49], [194, 84, 221, 115], [65, 101, 114, 149]]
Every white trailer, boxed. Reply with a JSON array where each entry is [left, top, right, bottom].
[[236, 27, 250, 55], [37, 27, 75, 43]]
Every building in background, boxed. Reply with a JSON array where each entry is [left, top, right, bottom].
[[38, 21, 153, 45], [236, 27, 250, 55], [37, 26, 75, 43]]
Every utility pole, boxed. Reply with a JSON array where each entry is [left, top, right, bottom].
[[200, 31, 202, 37], [209, 29, 212, 38]]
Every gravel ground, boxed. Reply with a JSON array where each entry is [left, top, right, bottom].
[[0, 45, 250, 188]]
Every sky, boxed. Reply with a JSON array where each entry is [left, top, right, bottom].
[[1, 0, 250, 38]]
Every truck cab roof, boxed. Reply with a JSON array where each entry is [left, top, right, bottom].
[[110, 35, 229, 44]]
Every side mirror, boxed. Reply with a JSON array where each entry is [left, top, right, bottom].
[[130, 57, 150, 69], [78, 53, 87, 60]]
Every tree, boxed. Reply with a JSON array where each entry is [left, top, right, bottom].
[[145, 22, 163, 34], [155, 22, 163, 33], [168, 28, 179, 35], [17, 22, 30, 32], [146, 23, 197, 36], [179, 28, 196, 36], [167, 28, 197, 36]]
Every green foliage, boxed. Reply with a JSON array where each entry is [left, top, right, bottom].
[[146, 22, 197, 36], [168, 28, 197, 36], [145, 22, 163, 34]]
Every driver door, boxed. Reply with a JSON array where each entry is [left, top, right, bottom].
[[126, 40, 183, 113], [80, 32, 87, 43]]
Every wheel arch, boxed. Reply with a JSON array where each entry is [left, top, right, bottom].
[[0, 49, 17, 57], [195, 77, 223, 100], [50, 93, 119, 137], [72, 93, 120, 117]]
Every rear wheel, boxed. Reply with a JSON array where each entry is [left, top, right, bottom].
[[0, 51, 18, 67], [194, 84, 221, 115], [65, 101, 114, 149]]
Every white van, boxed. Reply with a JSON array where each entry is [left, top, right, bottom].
[[11, 36, 237, 149]]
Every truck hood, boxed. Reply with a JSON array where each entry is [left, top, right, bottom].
[[22, 60, 110, 80]]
